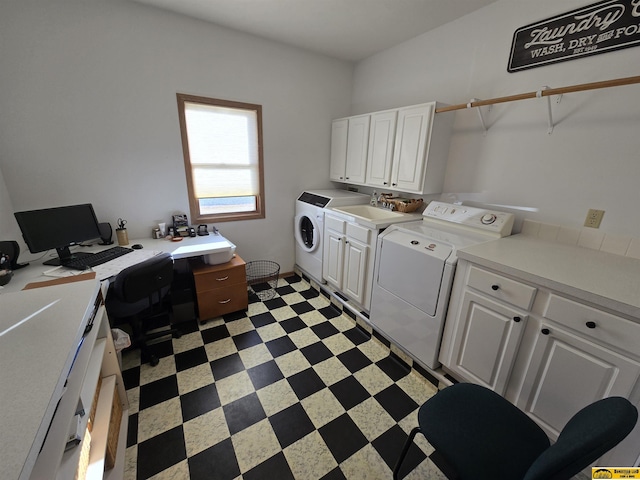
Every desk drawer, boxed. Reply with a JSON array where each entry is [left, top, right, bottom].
[[544, 294, 640, 356], [467, 265, 537, 310], [193, 264, 246, 291], [197, 284, 248, 320], [191, 255, 248, 320]]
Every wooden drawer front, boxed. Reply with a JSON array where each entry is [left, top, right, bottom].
[[325, 214, 346, 233], [197, 285, 248, 319], [194, 264, 246, 291], [346, 222, 371, 244], [544, 294, 640, 356], [467, 265, 537, 310]]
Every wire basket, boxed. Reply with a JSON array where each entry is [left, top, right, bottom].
[[246, 260, 280, 301]]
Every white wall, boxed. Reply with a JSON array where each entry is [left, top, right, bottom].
[[353, 0, 640, 237], [0, 166, 22, 244], [0, 0, 352, 268]]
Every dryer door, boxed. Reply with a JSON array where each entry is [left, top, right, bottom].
[[376, 230, 452, 316], [295, 214, 320, 252]]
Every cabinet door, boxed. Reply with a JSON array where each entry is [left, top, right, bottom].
[[344, 115, 370, 184], [446, 290, 527, 395], [330, 119, 348, 181], [516, 323, 640, 439], [391, 103, 434, 193], [323, 230, 344, 287], [365, 110, 397, 188], [343, 237, 369, 305]]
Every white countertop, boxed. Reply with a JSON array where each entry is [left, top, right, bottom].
[[0, 279, 101, 480], [1, 233, 235, 293], [457, 234, 640, 319]]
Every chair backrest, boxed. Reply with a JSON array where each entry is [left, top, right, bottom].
[[111, 252, 174, 304], [523, 396, 638, 480]]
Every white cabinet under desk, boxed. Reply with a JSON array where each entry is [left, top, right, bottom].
[[439, 234, 640, 469], [0, 279, 129, 480]]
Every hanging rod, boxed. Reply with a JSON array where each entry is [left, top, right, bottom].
[[435, 74, 640, 113]]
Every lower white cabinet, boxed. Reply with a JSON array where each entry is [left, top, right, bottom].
[[515, 321, 640, 439], [442, 290, 528, 395], [323, 212, 375, 310], [440, 259, 640, 468]]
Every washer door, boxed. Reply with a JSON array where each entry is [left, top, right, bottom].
[[295, 214, 320, 252]]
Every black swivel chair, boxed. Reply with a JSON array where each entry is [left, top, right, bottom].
[[394, 382, 638, 480], [105, 253, 181, 366]]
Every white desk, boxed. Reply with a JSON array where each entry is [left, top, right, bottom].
[[0, 234, 235, 479], [1, 233, 235, 293]]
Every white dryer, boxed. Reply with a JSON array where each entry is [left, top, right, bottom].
[[295, 190, 369, 283], [370, 202, 514, 370]]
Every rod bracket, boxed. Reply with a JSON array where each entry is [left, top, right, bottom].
[[468, 98, 491, 135], [538, 86, 555, 134]]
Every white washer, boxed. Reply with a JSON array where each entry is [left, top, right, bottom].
[[370, 201, 514, 370], [295, 190, 369, 283]]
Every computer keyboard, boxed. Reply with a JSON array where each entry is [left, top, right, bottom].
[[63, 246, 133, 270]]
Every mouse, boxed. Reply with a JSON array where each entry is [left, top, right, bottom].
[[131, 244, 143, 250]]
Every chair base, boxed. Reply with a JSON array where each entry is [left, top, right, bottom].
[[137, 328, 182, 366], [129, 311, 182, 367], [393, 426, 422, 480]]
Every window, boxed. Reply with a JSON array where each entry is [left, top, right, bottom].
[[176, 93, 265, 223]]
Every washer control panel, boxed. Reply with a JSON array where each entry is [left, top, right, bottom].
[[423, 201, 515, 237]]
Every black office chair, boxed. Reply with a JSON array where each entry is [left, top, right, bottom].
[[393, 382, 638, 480], [105, 253, 181, 366]]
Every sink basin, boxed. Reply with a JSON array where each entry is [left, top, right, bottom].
[[333, 204, 407, 220]]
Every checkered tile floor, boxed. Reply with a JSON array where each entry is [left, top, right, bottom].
[[121, 274, 449, 479]]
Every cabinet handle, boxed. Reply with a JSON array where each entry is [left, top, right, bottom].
[[346, 176, 350, 180], [216, 276, 229, 281], [541, 328, 550, 335], [218, 298, 231, 304], [491, 284, 500, 291], [383, 182, 388, 185], [585, 321, 597, 329], [392, 183, 397, 186], [513, 316, 521, 322]]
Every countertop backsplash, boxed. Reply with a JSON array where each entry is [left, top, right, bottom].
[[521, 219, 640, 260]]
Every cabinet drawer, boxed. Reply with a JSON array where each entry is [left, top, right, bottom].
[[544, 294, 640, 356], [325, 214, 346, 233], [467, 265, 537, 310], [193, 264, 246, 290], [197, 285, 248, 319], [346, 222, 371, 244]]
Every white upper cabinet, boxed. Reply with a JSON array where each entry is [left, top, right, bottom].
[[365, 110, 397, 188], [331, 102, 453, 194], [329, 118, 348, 182], [330, 115, 370, 184], [391, 103, 436, 193]]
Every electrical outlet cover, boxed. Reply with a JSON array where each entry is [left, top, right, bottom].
[[584, 209, 605, 228]]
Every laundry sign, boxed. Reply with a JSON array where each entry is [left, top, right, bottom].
[[508, 0, 640, 72]]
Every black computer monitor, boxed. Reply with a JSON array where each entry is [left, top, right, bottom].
[[14, 203, 102, 266]]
